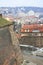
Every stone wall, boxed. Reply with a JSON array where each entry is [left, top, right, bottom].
[[20, 33, 43, 47], [9, 25, 23, 65]]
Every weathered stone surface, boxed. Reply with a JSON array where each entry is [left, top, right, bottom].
[[9, 25, 23, 65], [0, 24, 23, 65]]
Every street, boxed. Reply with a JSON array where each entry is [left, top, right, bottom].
[[22, 50, 43, 65]]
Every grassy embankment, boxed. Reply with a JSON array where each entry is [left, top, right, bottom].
[[0, 17, 11, 27]]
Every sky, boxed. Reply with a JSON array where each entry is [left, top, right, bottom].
[[0, 0, 43, 7]]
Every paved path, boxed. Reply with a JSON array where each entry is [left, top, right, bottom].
[[22, 51, 43, 65]]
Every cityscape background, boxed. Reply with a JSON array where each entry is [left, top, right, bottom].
[[0, 7, 43, 24]]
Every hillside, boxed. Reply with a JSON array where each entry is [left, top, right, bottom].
[[0, 7, 43, 16], [0, 17, 11, 27]]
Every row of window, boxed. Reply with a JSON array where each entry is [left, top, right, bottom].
[[24, 29, 40, 32]]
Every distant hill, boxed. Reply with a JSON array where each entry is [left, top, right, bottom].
[[0, 7, 43, 16]]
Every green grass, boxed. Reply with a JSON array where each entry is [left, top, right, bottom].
[[0, 17, 11, 27]]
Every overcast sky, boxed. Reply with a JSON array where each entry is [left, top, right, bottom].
[[0, 0, 43, 7]]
